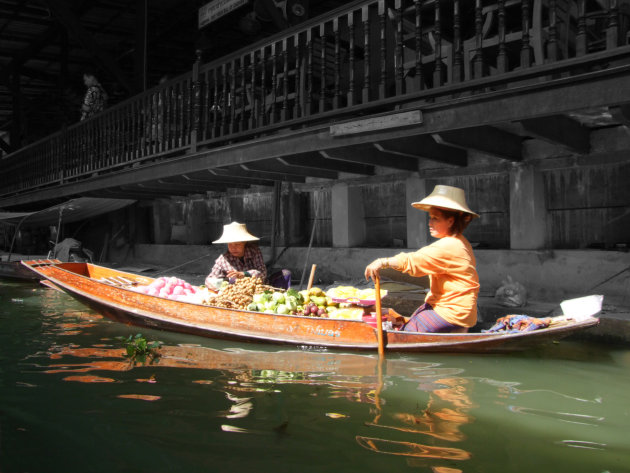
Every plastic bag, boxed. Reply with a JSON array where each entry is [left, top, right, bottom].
[[494, 275, 527, 307]]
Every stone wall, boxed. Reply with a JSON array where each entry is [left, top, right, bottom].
[[115, 243, 630, 307], [95, 127, 630, 311]]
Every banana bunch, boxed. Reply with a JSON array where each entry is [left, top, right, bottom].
[[356, 288, 387, 300], [326, 286, 387, 301], [326, 286, 359, 300]]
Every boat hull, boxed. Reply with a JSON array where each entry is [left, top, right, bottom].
[[0, 260, 43, 281], [21, 260, 599, 353]]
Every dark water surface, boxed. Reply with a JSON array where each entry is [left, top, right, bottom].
[[1, 280, 629, 473]]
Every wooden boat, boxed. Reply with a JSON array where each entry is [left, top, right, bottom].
[[21, 260, 600, 353], [0, 260, 43, 281], [0, 197, 135, 281]]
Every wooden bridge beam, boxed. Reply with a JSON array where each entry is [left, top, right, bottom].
[[182, 171, 269, 187], [375, 135, 467, 167], [433, 126, 523, 161], [282, 153, 375, 175], [210, 166, 306, 184], [520, 115, 590, 154], [319, 146, 419, 171], [246, 159, 338, 179]]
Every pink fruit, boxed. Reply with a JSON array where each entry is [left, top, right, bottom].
[[172, 286, 184, 296], [135, 286, 148, 294], [151, 279, 165, 290], [317, 308, 327, 316], [147, 287, 158, 296], [310, 305, 319, 314]]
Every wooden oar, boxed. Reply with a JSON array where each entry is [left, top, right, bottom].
[[374, 275, 385, 356], [373, 355, 385, 423], [306, 263, 317, 291]]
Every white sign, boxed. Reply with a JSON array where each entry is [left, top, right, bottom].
[[330, 110, 423, 136], [198, 0, 248, 28]]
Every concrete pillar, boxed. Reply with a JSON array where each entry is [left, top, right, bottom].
[[510, 162, 547, 249], [187, 198, 210, 245], [282, 183, 303, 246], [152, 199, 171, 244], [332, 183, 365, 247], [405, 176, 428, 249]]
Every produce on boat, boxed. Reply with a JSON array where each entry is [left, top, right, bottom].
[[21, 260, 601, 353]]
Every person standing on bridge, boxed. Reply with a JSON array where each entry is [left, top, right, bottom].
[[80, 72, 108, 121]]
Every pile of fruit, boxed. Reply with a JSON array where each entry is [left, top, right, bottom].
[[132, 276, 199, 301], [212, 276, 268, 310], [326, 285, 387, 303], [244, 286, 335, 316], [133, 277, 384, 323]]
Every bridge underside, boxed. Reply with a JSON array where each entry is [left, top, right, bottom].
[[2, 59, 630, 209]]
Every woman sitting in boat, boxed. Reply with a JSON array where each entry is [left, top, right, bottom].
[[364, 185, 480, 333], [205, 222, 292, 290], [205, 222, 267, 289]]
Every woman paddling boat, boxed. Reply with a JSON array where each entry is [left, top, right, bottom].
[[365, 185, 480, 334]]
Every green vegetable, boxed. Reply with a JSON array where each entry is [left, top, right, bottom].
[[275, 304, 289, 315], [272, 292, 285, 304], [287, 288, 303, 303], [285, 296, 297, 311], [247, 302, 259, 312]]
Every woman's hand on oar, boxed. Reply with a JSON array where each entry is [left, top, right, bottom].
[[365, 258, 386, 281]]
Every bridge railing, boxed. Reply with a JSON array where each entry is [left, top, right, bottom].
[[2, 0, 629, 196]]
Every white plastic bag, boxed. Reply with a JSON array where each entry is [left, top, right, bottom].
[[560, 295, 604, 319]]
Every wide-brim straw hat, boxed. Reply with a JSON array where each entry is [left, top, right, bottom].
[[213, 222, 260, 244], [411, 185, 479, 218]]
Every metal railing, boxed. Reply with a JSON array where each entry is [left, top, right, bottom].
[[2, 0, 629, 196]]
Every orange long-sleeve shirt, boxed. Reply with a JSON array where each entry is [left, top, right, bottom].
[[389, 234, 480, 327]]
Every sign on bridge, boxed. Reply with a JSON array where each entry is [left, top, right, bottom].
[[198, 0, 248, 28]]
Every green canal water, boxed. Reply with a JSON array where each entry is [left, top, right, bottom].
[[1, 280, 629, 473]]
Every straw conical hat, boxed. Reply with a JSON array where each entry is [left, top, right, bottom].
[[213, 222, 260, 244], [411, 185, 479, 218]]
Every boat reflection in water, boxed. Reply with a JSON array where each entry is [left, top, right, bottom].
[[357, 357, 473, 472], [42, 313, 475, 471]]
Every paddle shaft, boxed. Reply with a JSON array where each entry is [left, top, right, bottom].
[[374, 276, 385, 356], [307, 264, 317, 291]]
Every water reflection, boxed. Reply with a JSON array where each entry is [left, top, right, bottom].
[[42, 337, 476, 470], [6, 281, 629, 473], [357, 359, 474, 470]]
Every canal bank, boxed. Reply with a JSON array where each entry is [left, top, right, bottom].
[[106, 243, 630, 345]]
